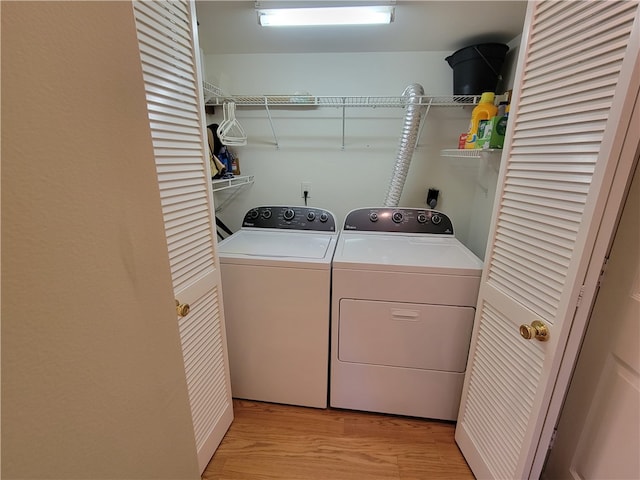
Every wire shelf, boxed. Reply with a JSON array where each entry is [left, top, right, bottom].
[[212, 174, 255, 192], [440, 148, 500, 158], [202, 81, 230, 103], [203, 82, 481, 108], [202, 81, 485, 150]]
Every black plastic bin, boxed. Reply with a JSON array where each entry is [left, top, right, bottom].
[[446, 43, 509, 95]]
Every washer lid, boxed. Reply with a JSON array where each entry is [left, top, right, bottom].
[[218, 229, 337, 266], [333, 233, 483, 275]]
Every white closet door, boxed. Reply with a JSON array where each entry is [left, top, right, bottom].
[[132, 0, 233, 473], [456, 1, 640, 479]]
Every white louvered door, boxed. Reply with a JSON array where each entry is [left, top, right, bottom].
[[132, 0, 233, 473], [455, 1, 640, 479]]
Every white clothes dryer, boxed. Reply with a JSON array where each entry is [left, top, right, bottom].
[[218, 206, 337, 408], [330, 207, 483, 420]]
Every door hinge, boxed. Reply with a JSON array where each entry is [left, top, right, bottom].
[[576, 285, 586, 307], [548, 428, 558, 450], [577, 256, 610, 308], [597, 256, 610, 288]]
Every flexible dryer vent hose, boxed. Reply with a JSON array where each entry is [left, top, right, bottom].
[[383, 83, 425, 207]]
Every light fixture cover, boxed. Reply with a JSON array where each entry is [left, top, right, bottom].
[[257, 4, 394, 27]]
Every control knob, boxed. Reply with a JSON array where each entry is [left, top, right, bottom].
[[306, 211, 316, 222], [392, 211, 404, 223], [248, 209, 259, 220], [431, 214, 442, 225], [369, 212, 379, 222], [417, 213, 428, 224], [262, 210, 272, 219], [319, 212, 329, 223], [283, 208, 295, 221]]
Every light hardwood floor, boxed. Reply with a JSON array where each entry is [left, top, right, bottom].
[[202, 399, 474, 480]]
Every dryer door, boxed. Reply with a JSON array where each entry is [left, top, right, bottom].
[[339, 299, 474, 372]]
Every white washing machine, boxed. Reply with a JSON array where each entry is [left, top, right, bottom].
[[330, 207, 483, 420], [217, 205, 337, 408]]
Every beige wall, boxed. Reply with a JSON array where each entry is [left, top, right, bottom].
[[202, 36, 521, 260], [1, 2, 200, 478], [205, 51, 482, 253]]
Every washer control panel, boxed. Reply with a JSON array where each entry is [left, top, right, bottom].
[[242, 206, 336, 232], [343, 207, 454, 235]]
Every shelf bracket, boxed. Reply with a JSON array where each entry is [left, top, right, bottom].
[[415, 98, 432, 148], [341, 97, 346, 150], [264, 97, 280, 149]]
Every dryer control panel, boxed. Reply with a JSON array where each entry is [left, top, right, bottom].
[[242, 206, 336, 232], [343, 208, 454, 235]]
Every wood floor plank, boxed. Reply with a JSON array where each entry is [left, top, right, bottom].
[[202, 400, 473, 480]]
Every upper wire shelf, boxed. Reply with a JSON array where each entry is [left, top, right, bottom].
[[203, 81, 480, 108]]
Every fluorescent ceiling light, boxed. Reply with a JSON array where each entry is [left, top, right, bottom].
[[257, 5, 394, 27]]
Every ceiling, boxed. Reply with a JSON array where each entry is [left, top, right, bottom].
[[195, 1, 528, 55]]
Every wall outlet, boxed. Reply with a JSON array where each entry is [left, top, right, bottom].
[[301, 182, 312, 199]]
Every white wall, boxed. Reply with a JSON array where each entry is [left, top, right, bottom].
[[2, 3, 200, 478], [204, 48, 520, 259]]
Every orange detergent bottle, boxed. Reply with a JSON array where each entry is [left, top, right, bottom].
[[465, 92, 498, 149]]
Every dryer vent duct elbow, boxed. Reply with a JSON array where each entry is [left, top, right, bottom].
[[384, 83, 425, 207]]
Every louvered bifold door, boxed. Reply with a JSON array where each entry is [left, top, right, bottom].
[[455, 1, 640, 479], [132, 0, 233, 473]]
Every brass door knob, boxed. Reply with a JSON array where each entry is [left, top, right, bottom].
[[176, 299, 190, 317], [519, 320, 549, 341]]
